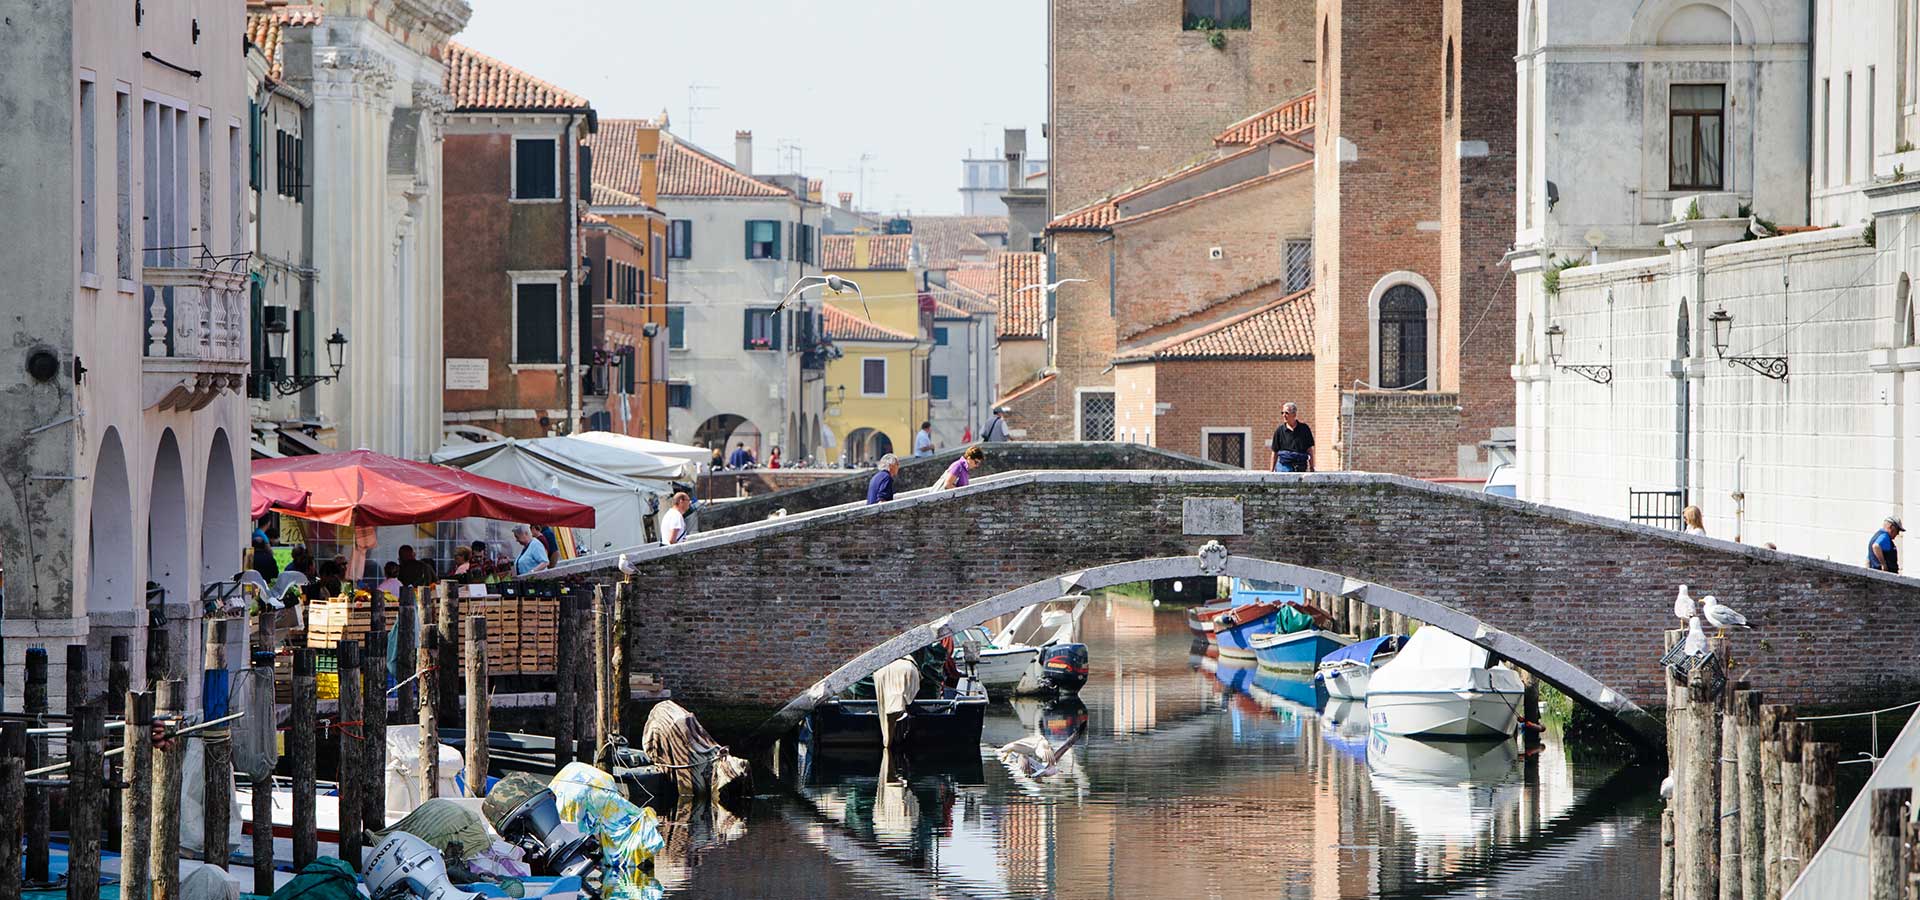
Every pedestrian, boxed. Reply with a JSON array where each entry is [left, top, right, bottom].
[[982, 407, 1012, 443], [661, 491, 692, 544], [287, 545, 313, 577], [728, 441, 754, 469], [249, 535, 279, 583], [1270, 402, 1315, 472], [768, 446, 782, 469], [512, 524, 551, 575], [1870, 515, 1903, 573], [913, 421, 936, 457], [397, 543, 436, 586], [377, 562, 403, 597], [316, 559, 345, 598], [450, 546, 474, 578], [936, 446, 984, 490], [709, 445, 724, 471], [1682, 505, 1705, 536], [867, 453, 901, 504]]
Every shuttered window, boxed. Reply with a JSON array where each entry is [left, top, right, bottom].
[[514, 282, 561, 363], [513, 138, 558, 199], [745, 219, 781, 259]]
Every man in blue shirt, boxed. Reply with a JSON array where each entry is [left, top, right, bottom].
[[727, 442, 754, 469], [912, 422, 935, 457], [513, 524, 550, 575], [866, 453, 901, 504], [1870, 516, 1903, 574]]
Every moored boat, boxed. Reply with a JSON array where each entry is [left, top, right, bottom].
[[808, 692, 990, 757], [1250, 625, 1352, 673], [1185, 600, 1236, 640], [1364, 627, 1524, 739], [1211, 601, 1282, 660], [1314, 634, 1405, 701]]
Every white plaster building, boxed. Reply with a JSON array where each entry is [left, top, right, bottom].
[[929, 289, 1001, 446], [270, 0, 470, 458], [0, 0, 254, 707]]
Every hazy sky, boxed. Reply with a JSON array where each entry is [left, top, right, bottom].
[[458, 0, 1049, 216]]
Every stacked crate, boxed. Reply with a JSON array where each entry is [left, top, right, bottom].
[[518, 598, 560, 674]]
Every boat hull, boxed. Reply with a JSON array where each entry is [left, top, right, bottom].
[[1214, 611, 1280, 661], [1321, 666, 1371, 701], [1365, 688, 1523, 739], [974, 646, 1040, 693], [809, 695, 988, 757], [1251, 629, 1351, 673]]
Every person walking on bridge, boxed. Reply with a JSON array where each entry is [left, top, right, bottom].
[[1870, 515, 1903, 574], [661, 492, 692, 544], [1270, 402, 1314, 472], [866, 454, 901, 504], [937, 446, 984, 491]]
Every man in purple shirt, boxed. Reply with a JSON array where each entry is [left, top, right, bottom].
[[866, 453, 901, 504]]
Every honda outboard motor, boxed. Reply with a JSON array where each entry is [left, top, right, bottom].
[[1039, 643, 1089, 693], [496, 788, 599, 878], [365, 833, 485, 900]]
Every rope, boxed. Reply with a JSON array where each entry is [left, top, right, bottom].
[[385, 665, 438, 696], [1796, 699, 1920, 721]]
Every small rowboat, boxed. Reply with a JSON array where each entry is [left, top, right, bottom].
[[1212, 602, 1282, 661]]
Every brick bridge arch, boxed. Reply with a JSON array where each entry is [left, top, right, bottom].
[[550, 471, 1920, 747]]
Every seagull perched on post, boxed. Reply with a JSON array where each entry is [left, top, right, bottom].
[[617, 552, 636, 576], [1684, 615, 1709, 657], [1701, 595, 1752, 636], [1673, 585, 1695, 621]]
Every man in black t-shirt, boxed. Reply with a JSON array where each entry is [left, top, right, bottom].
[[1270, 402, 1315, 472]]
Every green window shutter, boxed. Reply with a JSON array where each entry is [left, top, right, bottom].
[[249, 281, 266, 398], [744, 220, 754, 259], [621, 349, 636, 393], [668, 306, 685, 349], [771, 309, 782, 350], [248, 100, 260, 190], [742, 308, 755, 349], [771, 221, 783, 260]]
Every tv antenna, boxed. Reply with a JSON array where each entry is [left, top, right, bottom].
[[685, 83, 718, 145]]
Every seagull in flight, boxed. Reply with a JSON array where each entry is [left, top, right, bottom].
[[1014, 278, 1088, 296], [1684, 615, 1709, 657], [1673, 585, 1695, 621], [1701, 595, 1752, 635]]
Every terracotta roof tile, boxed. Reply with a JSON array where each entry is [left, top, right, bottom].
[[585, 120, 789, 200], [1047, 199, 1119, 232], [824, 305, 916, 343], [592, 183, 643, 207], [1215, 91, 1316, 146], [932, 298, 975, 319], [821, 236, 854, 270], [821, 234, 912, 271], [910, 215, 1008, 270], [1116, 288, 1315, 363], [997, 372, 1056, 407], [443, 43, 589, 112], [997, 252, 1047, 339], [947, 265, 1000, 299], [941, 282, 998, 314], [245, 3, 322, 82]]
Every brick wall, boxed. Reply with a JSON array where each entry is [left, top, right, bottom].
[[1017, 231, 1117, 440], [1128, 358, 1317, 465], [1441, 0, 1518, 470], [1050, 0, 1316, 213], [601, 472, 1920, 723], [1339, 390, 1460, 477]]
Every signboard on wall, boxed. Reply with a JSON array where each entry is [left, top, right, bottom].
[[445, 358, 489, 391]]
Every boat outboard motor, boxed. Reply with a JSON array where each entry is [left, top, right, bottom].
[[1038, 643, 1090, 693], [497, 787, 599, 877], [364, 832, 485, 900], [955, 638, 984, 697]]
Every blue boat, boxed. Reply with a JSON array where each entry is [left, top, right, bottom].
[[1249, 626, 1353, 672], [1251, 667, 1328, 710], [1212, 601, 1282, 660], [1231, 576, 1307, 605]]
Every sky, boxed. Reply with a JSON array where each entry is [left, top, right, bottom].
[[458, 0, 1049, 216]]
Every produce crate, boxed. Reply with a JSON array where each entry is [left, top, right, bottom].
[[518, 598, 560, 673], [317, 672, 340, 700]]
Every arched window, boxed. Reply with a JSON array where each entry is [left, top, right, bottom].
[[1378, 285, 1429, 388], [1677, 301, 1691, 358], [1444, 39, 1456, 120]]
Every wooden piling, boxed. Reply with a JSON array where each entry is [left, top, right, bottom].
[[1720, 684, 1745, 900], [121, 692, 154, 900], [1522, 672, 1542, 748], [395, 589, 418, 724], [1, 722, 27, 900], [1869, 787, 1912, 900], [553, 594, 578, 768], [150, 679, 185, 900], [1664, 629, 1687, 900], [67, 703, 104, 899], [1759, 704, 1792, 900], [572, 596, 594, 756], [417, 628, 439, 802], [1776, 720, 1806, 894], [202, 621, 231, 871], [24, 647, 49, 886], [1682, 674, 1722, 900], [67, 642, 92, 711], [613, 580, 631, 740], [149, 623, 170, 686], [248, 664, 274, 897], [465, 616, 489, 798], [290, 648, 318, 869], [593, 586, 612, 768], [1803, 741, 1839, 868], [1660, 806, 1676, 900], [436, 583, 460, 728], [106, 636, 128, 850], [363, 595, 387, 836], [337, 640, 365, 869], [1735, 691, 1765, 900]]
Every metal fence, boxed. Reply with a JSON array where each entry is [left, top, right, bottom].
[[1628, 488, 1685, 530]]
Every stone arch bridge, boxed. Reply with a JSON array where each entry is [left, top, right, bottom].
[[548, 471, 1920, 746]]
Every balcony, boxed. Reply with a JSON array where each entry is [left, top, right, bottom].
[[142, 265, 249, 411]]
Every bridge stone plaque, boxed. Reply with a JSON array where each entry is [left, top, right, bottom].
[[1182, 497, 1243, 536]]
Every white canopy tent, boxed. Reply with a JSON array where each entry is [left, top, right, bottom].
[[430, 437, 676, 553], [569, 431, 710, 469]]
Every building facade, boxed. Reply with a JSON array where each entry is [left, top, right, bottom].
[[583, 208, 671, 440], [439, 43, 593, 440], [0, 0, 255, 704], [930, 287, 1001, 447], [962, 152, 1048, 216], [822, 235, 933, 458]]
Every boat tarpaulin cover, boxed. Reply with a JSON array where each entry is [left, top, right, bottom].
[[1321, 635, 1403, 667], [643, 700, 751, 803], [1277, 604, 1320, 634], [1366, 626, 1497, 695], [374, 797, 495, 862], [269, 857, 359, 900], [551, 761, 666, 874]]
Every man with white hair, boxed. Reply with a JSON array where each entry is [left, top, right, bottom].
[[512, 525, 550, 576], [866, 453, 901, 504], [1269, 402, 1315, 472], [1870, 515, 1903, 574]]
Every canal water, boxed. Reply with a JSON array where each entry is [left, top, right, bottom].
[[648, 594, 1664, 898]]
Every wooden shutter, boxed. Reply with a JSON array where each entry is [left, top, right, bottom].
[[771, 309, 782, 350], [771, 220, 783, 260], [744, 220, 754, 259], [249, 280, 267, 398], [742, 308, 755, 349]]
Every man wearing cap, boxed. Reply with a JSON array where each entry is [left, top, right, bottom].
[[982, 407, 1013, 443], [1870, 516, 1903, 574]]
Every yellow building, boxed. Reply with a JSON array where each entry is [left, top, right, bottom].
[[822, 234, 931, 462]]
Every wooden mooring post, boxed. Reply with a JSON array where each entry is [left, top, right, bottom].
[[1, 721, 27, 900], [1735, 691, 1765, 900], [24, 647, 49, 886], [1720, 681, 1747, 900], [593, 585, 612, 768], [465, 616, 489, 798], [1681, 671, 1722, 900], [106, 636, 129, 851], [1758, 703, 1792, 900], [68, 703, 105, 899], [290, 648, 319, 869], [436, 583, 460, 729], [1775, 720, 1807, 894], [613, 580, 632, 740], [337, 640, 365, 869], [553, 594, 578, 768], [1802, 740, 1839, 874], [150, 679, 185, 900], [202, 621, 231, 872], [1663, 629, 1686, 900], [1660, 806, 1676, 900], [249, 660, 275, 897], [1869, 787, 1912, 900], [121, 691, 154, 900], [363, 596, 388, 837], [395, 589, 418, 724], [417, 628, 439, 802]]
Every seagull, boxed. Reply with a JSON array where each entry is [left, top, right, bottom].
[[996, 723, 1086, 779], [1701, 595, 1752, 635], [617, 552, 636, 576], [1684, 615, 1709, 657], [1014, 278, 1088, 296], [1673, 585, 1695, 621]]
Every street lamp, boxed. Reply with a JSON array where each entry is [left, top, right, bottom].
[[261, 306, 349, 396], [1542, 322, 1612, 384], [1706, 306, 1789, 380]]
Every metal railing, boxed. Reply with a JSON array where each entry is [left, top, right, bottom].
[[1629, 488, 1685, 530]]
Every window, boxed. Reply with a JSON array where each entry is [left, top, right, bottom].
[[229, 123, 243, 254], [513, 137, 558, 200], [249, 282, 268, 398], [933, 326, 949, 346], [1377, 284, 1428, 389], [1846, 73, 1855, 184], [745, 219, 781, 259], [143, 100, 190, 267], [1669, 84, 1724, 190], [116, 87, 130, 280], [197, 115, 211, 251], [797, 223, 816, 264], [744, 307, 780, 350], [1079, 390, 1116, 441], [669, 219, 692, 259], [1821, 79, 1832, 188], [79, 78, 96, 277], [861, 357, 888, 395], [619, 347, 637, 394], [651, 232, 666, 278], [294, 307, 315, 378], [1444, 39, 1455, 121], [1284, 239, 1313, 292], [667, 306, 685, 349], [667, 383, 692, 408], [1182, 0, 1249, 28], [1204, 430, 1250, 468], [248, 99, 261, 190], [931, 374, 949, 400], [513, 282, 562, 363]]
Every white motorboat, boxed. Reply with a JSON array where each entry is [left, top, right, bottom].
[[1364, 626, 1523, 739], [957, 595, 1093, 696], [1365, 732, 1525, 843], [1315, 634, 1405, 701]]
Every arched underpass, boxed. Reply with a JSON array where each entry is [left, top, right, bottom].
[[550, 470, 1920, 747]]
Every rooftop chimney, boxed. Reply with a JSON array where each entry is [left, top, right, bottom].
[[1004, 128, 1027, 193], [838, 191, 853, 209], [734, 130, 753, 174]]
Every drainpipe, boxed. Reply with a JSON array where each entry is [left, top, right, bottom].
[[564, 112, 582, 435], [1805, 0, 1816, 220]]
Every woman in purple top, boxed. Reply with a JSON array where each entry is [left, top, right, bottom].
[[937, 446, 984, 490]]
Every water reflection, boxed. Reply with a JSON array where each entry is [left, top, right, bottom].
[[656, 595, 1660, 899]]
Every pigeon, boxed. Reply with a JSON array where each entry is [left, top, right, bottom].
[[617, 552, 636, 576], [1702, 595, 1752, 635], [1684, 616, 1709, 657], [1673, 585, 1695, 621]]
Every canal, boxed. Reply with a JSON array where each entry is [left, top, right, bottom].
[[648, 591, 1664, 898]]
